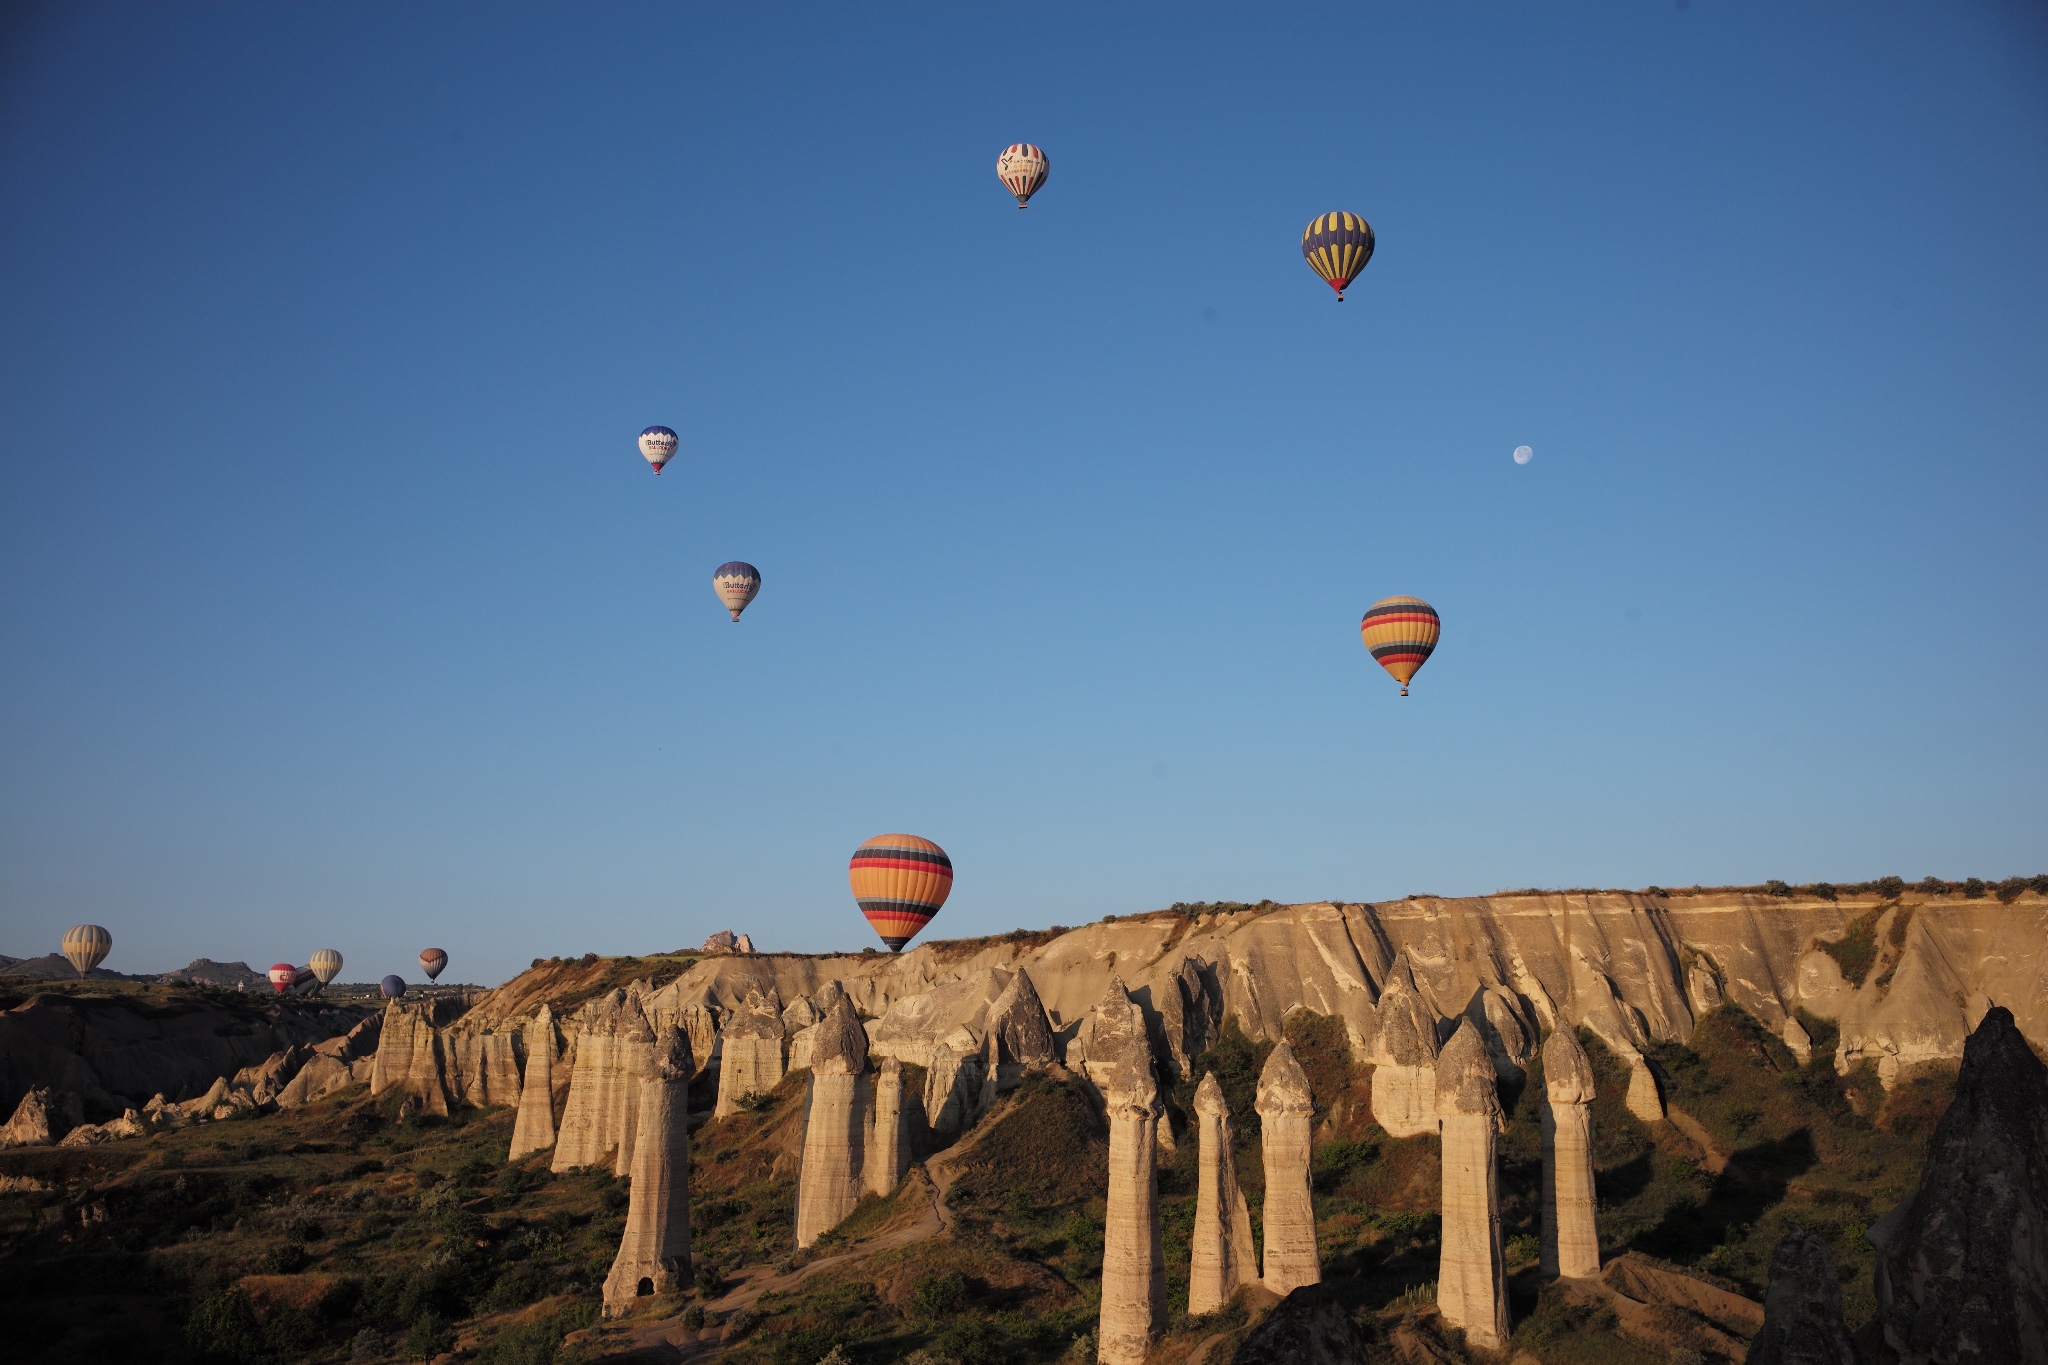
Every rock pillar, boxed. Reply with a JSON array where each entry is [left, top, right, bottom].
[[553, 990, 656, 1173], [1093, 978, 1165, 1365], [1539, 1027, 1600, 1279], [601, 1025, 694, 1317], [508, 1005, 557, 1162], [1748, 1225, 1857, 1365], [1187, 1072, 1256, 1316], [1624, 1055, 1664, 1123], [867, 1055, 910, 1196], [612, 1008, 657, 1178], [1256, 1040, 1320, 1295], [1436, 1019, 1510, 1351], [713, 988, 786, 1118], [1369, 951, 1441, 1138], [794, 994, 870, 1248]]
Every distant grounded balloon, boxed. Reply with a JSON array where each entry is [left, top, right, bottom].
[[291, 966, 318, 994], [308, 948, 343, 986], [997, 143, 1049, 207], [380, 975, 406, 999], [1361, 596, 1441, 697], [61, 924, 112, 978], [713, 561, 761, 621], [1302, 212, 1375, 301], [1513, 445, 1533, 465], [268, 963, 297, 994], [419, 948, 448, 982], [849, 834, 953, 953], [638, 426, 678, 475]]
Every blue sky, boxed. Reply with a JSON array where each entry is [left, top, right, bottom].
[[2, 4, 2044, 986]]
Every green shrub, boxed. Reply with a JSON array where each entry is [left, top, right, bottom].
[[1873, 875, 1904, 899], [1763, 880, 1793, 897], [1996, 878, 2027, 904], [1807, 883, 1838, 901], [263, 1242, 313, 1274], [1918, 876, 1949, 895], [186, 1288, 263, 1364], [694, 1261, 727, 1298], [1963, 878, 1986, 899], [406, 1311, 456, 1360], [913, 1269, 968, 1316]]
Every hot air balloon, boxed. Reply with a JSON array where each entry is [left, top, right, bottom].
[[291, 966, 318, 994], [1360, 596, 1441, 696], [308, 949, 343, 987], [380, 975, 407, 999], [268, 963, 297, 994], [1302, 212, 1375, 301], [419, 948, 448, 982], [849, 834, 952, 952], [997, 144, 1049, 208], [638, 426, 678, 475], [61, 924, 111, 978], [713, 562, 760, 621]]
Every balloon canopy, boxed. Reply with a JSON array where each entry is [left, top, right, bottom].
[[419, 948, 448, 981], [1360, 597, 1441, 696], [638, 426, 678, 474], [380, 975, 406, 999], [713, 562, 761, 621], [308, 949, 343, 985], [997, 143, 1049, 208], [267, 963, 297, 994], [1302, 212, 1375, 300], [848, 833, 953, 953], [61, 924, 111, 978]]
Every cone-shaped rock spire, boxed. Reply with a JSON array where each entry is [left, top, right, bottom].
[[601, 1024, 693, 1317], [1539, 1027, 1600, 1278], [508, 1004, 557, 1162], [1436, 1019, 1509, 1350], [1094, 977, 1165, 1365], [1188, 1072, 1256, 1314], [1256, 1041, 1320, 1295], [794, 994, 870, 1247]]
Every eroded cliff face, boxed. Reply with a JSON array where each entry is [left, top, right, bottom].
[[347, 890, 2041, 1182]]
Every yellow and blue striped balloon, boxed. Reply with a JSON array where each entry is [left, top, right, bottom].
[[62, 924, 111, 978], [1302, 212, 1375, 301]]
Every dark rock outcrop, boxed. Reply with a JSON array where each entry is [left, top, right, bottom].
[[1746, 1226, 1856, 1365], [1871, 1004, 2048, 1365], [1228, 1284, 1371, 1365], [0, 991, 372, 1120]]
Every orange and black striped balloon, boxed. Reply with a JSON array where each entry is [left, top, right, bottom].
[[848, 834, 953, 952], [1361, 597, 1440, 695]]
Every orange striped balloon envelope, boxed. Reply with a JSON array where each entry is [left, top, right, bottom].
[[848, 834, 953, 952], [1361, 596, 1440, 696]]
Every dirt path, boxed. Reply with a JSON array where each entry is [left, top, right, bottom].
[[1663, 1104, 1729, 1173]]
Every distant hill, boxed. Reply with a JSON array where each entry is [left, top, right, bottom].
[[154, 958, 269, 990], [0, 953, 144, 982]]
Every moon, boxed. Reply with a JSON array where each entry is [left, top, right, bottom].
[[1513, 445, 1533, 465]]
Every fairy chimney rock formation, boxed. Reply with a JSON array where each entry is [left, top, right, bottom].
[[1256, 1040, 1321, 1295], [984, 967, 1057, 1085], [1436, 1019, 1510, 1351], [1782, 1014, 1813, 1066], [602, 1025, 694, 1317], [1539, 1027, 1601, 1279], [1188, 1072, 1257, 1315], [1624, 1054, 1664, 1123], [507, 1005, 557, 1162], [794, 994, 870, 1248], [552, 990, 657, 1174], [1095, 978, 1166, 1365], [1746, 1225, 1857, 1365], [713, 987, 786, 1118], [867, 1054, 910, 1196], [1871, 1004, 2048, 1365], [1370, 952, 1441, 1138]]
